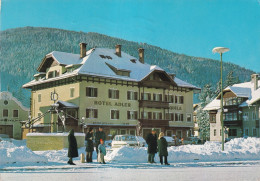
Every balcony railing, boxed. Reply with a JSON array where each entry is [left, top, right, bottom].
[[224, 119, 242, 126], [140, 80, 170, 89], [138, 118, 170, 127], [139, 100, 169, 109]]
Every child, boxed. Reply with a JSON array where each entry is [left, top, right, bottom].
[[98, 139, 106, 164]]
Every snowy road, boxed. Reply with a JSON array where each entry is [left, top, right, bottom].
[[1, 161, 260, 181]]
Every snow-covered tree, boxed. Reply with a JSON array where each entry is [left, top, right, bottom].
[[225, 71, 240, 88]]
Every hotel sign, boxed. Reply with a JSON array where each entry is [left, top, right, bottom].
[[169, 105, 182, 111], [94, 101, 131, 107]]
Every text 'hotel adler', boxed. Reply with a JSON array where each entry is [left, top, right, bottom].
[[23, 43, 200, 139]]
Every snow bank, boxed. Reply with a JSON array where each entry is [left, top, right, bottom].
[[26, 132, 85, 136], [0, 140, 47, 165], [106, 137, 260, 163]]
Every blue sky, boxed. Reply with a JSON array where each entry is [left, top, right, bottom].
[[1, 0, 260, 72]]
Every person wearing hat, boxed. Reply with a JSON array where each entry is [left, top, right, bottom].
[[146, 128, 158, 163], [95, 127, 106, 155], [157, 132, 170, 165], [97, 139, 106, 164], [85, 127, 94, 163]]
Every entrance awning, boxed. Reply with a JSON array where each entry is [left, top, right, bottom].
[[57, 100, 79, 109]]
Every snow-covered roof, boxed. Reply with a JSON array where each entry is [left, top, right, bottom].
[[24, 48, 200, 90], [57, 100, 78, 108], [204, 79, 260, 110], [0, 91, 30, 111]]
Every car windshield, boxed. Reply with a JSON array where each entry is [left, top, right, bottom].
[[120, 135, 136, 141]]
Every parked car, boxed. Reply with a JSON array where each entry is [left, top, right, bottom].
[[164, 136, 175, 146], [112, 135, 146, 149], [183, 137, 200, 145]]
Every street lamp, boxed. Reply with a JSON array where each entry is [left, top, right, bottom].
[[212, 47, 230, 151]]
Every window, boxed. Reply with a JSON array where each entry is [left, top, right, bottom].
[[129, 129, 136, 136], [244, 128, 249, 136], [86, 109, 98, 119], [175, 113, 184, 121], [38, 94, 41, 102], [153, 112, 162, 120], [210, 114, 216, 122], [13, 110, 18, 118], [253, 112, 256, 120], [67, 109, 77, 118], [253, 128, 257, 137], [214, 129, 216, 136], [110, 129, 118, 139], [220, 129, 222, 136], [141, 112, 152, 119], [111, 110, 119, 119], [109, 89, 119, 99], [48, 71, 54, 78], [169, 95, 174, 103], [166, 113, 174, 121], [3, 109, 8, 117], [179, 96, 184, 104], [224, 112, 237, 121], [176, 130, 182, 139], [228, 129, 237, 136], [175, 96, 178, 104], [120, 129, 127, 135], [86, 87, 98, 97], [153, 93, 162, 101], [243, 112, 249, 121], [127, 91, 138, 100], [70, 88, 75, 98], [127, 111, 138, 120], [166, 130, 172, 137], [186, 114, 192, 122], [141, 93, 151, 101]]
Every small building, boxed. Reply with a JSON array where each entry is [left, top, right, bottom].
[[204, 74, 260, 141], [0, 91, 30, 139], [23, 43, 200, 140]]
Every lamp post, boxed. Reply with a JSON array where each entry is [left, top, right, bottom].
[[212, 47, 230, 151]]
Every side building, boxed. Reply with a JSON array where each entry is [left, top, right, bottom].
[[23, 44, 200, 139], [204, 74, 260, 141], [0, 91, 30, 139]]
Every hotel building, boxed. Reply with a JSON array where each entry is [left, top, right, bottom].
[[23, 43, 200, 139]]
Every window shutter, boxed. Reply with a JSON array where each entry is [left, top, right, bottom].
[[108, 89, 112, 98], [117, 110, 119, 119], [153, 94, 156, 101], [94, 88, 98, 97], [148, 93, 151, 101], [134, 92, 138, 100], [111, 110, 114, 119], [86, 109, 90, 118], [141, 93, 144, 100], [153, 112, 156, 119], [141, 112, 144, 119], [175, 96, 178, 103], [181, 96, 184, 104], [116, 90, 119, 99], [159, 94, 162, 101], [148, 112, 152, 119], [127, 91, 130, 100], [165, 95, 168, 102], [127, 111, 130, 119], [94, 109, 98, 118], [181, 114, 184, 121], [175, 113, 178, 121], [159, 113, 162, 120], [166, 113, 169, 119], [171, 95, 174, 103], [171, 113, 174, 121], [134, 111, 138, 119], [86, 87, 90, 96]]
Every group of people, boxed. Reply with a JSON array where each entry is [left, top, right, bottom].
[[67, 127, 170, 165], [146, 128, 170, 165], [67, 127, 107, 165]]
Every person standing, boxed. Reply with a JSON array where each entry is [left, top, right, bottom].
[[157, 132, 170, 165], [98, 139, 106, 164], [85, 127, 94, 163], [146, 128, 157, 163], [67, 129, 78, 165], [95, 127, 106, 155]]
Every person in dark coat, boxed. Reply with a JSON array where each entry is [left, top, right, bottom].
[[85, 127, 94, 163], [157, 132, 170, 165], [67, 129, 78, 165], [95, 127, 106, 155], [146, 128, 157, 163]]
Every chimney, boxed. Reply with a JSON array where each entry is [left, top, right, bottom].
[[138, 48, 144, 64], [80, 43, 87, 58], [251, 74, 259, 90], [115, 45, 122, 57]]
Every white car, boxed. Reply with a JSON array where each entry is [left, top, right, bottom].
[[164, 136, 175, 146], [112, 135, 146, 149]]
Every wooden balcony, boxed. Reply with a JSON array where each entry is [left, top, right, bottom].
[[224, 119, 242, 126], [140, 80, 170, 89], [138, 119, 170, 127], [139, 100, 169, 109], [223, 105, 240, 111]]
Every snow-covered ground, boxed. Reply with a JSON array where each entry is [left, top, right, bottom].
[[0, 138, 260, 181]]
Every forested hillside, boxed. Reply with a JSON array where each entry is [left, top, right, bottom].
[[0, 27, 255, 107]]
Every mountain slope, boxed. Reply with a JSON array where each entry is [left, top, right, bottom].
[[0, 27, 255, 106]]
